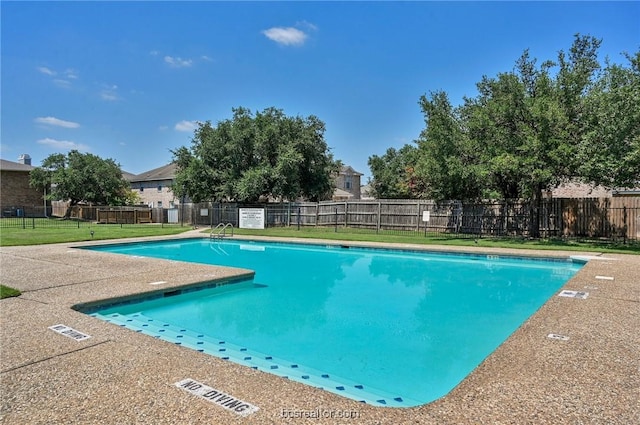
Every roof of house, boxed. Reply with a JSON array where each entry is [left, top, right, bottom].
[[129, 163, 177, 182], [121, 170, 137, 181], [1, 158, 138, 182], [339, 165, 363, 176], [0, 159, 35, 172], [360, 183, 375, 199], [332, 188, 355, 199], [550, 182, 612, 198]]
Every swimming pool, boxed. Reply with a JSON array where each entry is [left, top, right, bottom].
[[81, 239, 583, 407]]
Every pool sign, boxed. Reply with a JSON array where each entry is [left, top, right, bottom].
[[175, 379, 259, 417], [547, 333, 570, 341], [49, 324, 91, 341], [422, 211, 430, 222], [239, 208, 265, 229], [558, 290, 589, 299]]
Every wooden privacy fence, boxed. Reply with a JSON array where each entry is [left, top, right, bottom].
[[96, 208, 152, 224], [49, 202, 153, 224], [40, 197, 640, 241], [190, 197, 640, 241]]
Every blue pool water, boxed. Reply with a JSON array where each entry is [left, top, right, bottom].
[[82, 239, 582, 407]]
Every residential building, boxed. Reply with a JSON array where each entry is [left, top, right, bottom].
[[0, 155, 45, 214], [129, 162, 365, 203], [333, 165, 363, 200], [549, 181, 640, 198], [127, 163, 180, 208], [360, 183, 375, 200]]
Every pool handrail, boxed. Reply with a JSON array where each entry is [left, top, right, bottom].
[[210, 222, 234, 239]]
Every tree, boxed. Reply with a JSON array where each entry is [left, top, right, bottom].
[[172, 107, 338, 203], [415, 90, 485, 201], [29, 150, 130, 217], [578, 51, 640, 188], [367, 34, 635, 238], [368, 145, 420, 199], [463, 47, 582, 236]]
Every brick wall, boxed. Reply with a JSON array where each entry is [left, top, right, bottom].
[[0, 171, 44, 209]]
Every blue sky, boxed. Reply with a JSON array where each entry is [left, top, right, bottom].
[[2, 1, 638, 181]]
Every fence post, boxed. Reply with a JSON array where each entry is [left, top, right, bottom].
[[376, 202, 381, 234], [623, 206, 627, 245], [297, 207, 301, 230], [344, 202, 348, 227], [416, 201, 420, 232], [335, 207, 338, 232]]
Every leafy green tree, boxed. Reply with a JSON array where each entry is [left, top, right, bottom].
[[368, 145, 420, 198], [29, 150, 130, 217], [367, 34, 636, 238], [415, 90, 485, 200], [556, 35, 602, 147], [578, 51, 640, 188], [464, 48, 581, 236], [172, 107, 338, 203]]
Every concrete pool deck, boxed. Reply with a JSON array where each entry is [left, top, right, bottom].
[[1, 231, 638, 424]]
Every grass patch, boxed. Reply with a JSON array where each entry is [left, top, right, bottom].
[[0, 224, 193, 246], [0, 285, 21, 299], [1, 220, 637, 254], [231, 226, 640, 254]]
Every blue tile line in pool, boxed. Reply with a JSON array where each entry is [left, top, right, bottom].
[[96, 312, 421, 408]]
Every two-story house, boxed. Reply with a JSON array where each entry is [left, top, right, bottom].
[[333, 165, 363, 201], [127, 163, 180, 208]]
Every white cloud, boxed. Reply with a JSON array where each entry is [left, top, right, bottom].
[[262, 27, 308, 46], [37, 66, 56, 76], [37, 137, 89, 151], [101, 91, 118, 101], [164, 55, 193, 68], [64, 69, 78, 79], [174, 120, 199, 132], [150, 50, 159, 56], [158, 125, 169, 131], [200, 55, 213, 62], [38, 67, 77, 88], [34, 116, 80, 129], [296, 20, 318, 32], [100, 84, 119, 101]]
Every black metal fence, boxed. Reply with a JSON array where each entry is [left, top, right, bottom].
[[0, 206, 161, 229], [2, 199, 639, 242]]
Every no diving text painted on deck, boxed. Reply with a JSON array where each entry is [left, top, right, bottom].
[[175, 379, 259, 417], [48, 324, 91, 341]]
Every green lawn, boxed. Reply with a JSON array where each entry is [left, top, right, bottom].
[[1, 220, 638, 254], [0, 224, 191, 246], [231, 226, 640, 254]]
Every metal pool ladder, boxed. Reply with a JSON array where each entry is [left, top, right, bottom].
[[210, 223, 234, 239]]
